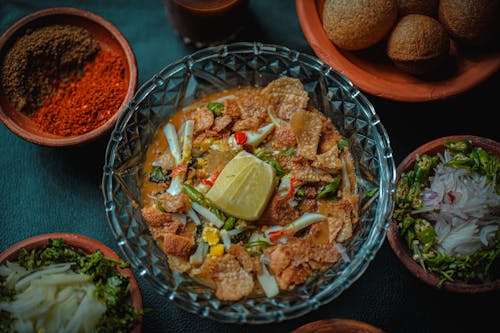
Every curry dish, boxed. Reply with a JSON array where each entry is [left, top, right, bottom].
[[140, 76, 359, 300]]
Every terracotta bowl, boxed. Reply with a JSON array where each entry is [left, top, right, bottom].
[[296, 0, 500, 102], [387, 135, 500, 293], [0, 232, 143, 332], [291, 318, 386, 333], [0, 7, 138, 147]]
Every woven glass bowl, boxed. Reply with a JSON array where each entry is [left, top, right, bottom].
[[102, 42, 396, 323]]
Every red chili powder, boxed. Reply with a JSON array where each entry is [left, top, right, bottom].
[[30, 50, 127, 136]]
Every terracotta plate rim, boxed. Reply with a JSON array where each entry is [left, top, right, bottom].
[[296, 0, 500, 102]]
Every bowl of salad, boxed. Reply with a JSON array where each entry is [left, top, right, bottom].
[[0, 233, 143, 332], [102, 42, 395, 323], [388, 135, 500, 293]]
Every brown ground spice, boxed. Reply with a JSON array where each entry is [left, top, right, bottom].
[[0, 24, 99, 113]]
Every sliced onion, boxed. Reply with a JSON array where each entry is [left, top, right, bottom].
[[186, 208, 201, 226], [220, 230, 232, 250], [163, 123, 181, 165], [256, 263, 279, 298], [191, 202, 224, 228]]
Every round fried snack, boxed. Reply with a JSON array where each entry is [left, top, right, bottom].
[[387, 14, 450, 75], [439, 0, 499, 47], [322, 0, 398, 51]]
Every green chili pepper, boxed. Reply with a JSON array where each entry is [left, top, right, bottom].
[[414, 218, 436, 252], [243, 241, 271, 249], [222, 216, 236, 230], [282, 146, 296, 156], [444, 139, 472, 153], [182, 183, 205, 204], [156, 201, 167, 213], [207, 102, 224, 116], [255, 151, 285, 177], [317, 175, 342, 200]]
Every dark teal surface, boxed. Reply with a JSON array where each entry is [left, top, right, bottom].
[[1, 1, 498, 332]]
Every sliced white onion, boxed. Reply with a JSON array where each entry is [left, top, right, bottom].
[[267, 107, 282, 127], [179, 120, 194, 165], [335, 243, 351, 263], [191, 202, 224, 228], [189, 242, 209, 265], [257, 263, 279, 298], [163, 123, 181, 165], [220, 230, 232, 250], [213, 95, 235, 103], [288, 213, 326, 233], [186, 208, 201, 226]]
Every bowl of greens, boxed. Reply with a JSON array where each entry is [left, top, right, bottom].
[[0, 233, 143, 332], [388, 135, 500, 293]]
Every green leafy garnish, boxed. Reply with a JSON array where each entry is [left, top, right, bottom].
[[207, 102, 224, 117], [222, 216, 236, 230], [255, 151, 285, 177], [366, 188, 378, 197], [337, 139, 349, 151], [1, 239, 142, 333], [148, 166, 170, 183]]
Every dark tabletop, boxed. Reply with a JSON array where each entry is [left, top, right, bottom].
[[1, 1, 499, 333]]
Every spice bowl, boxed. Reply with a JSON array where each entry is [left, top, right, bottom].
[[0, 7, 137, 147], [291, 318, 386, 333], [0, 232, 143, 332], [387, 135, 500, 293]]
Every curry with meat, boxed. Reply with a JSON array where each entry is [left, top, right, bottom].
[[140, 76, 359, 300]]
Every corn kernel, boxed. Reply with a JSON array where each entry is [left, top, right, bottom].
[[202, 227, 220, 246], [208, 244, 225, 258]]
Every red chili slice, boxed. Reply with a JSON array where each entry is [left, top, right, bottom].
[[170, 165, 187, 177], [234, 132, 248, 145]]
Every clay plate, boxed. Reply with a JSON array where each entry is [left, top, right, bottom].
[[292, 318, 386, 333], [0, 7, 138, 146], [387, 135, 500, 293], [296, 0, 500, 102], [0, 232, 143, 332]]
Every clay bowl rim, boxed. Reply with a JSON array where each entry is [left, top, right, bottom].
[[0, 232, 143, 332], [296, 0, 500, 103], [291, 318, 386, 333], [0, 7, 138, 147], [387, 135, 500, 293]]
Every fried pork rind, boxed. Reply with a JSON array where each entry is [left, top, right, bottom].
[[157, 192, 191, 213], [290, 109, 324, 160], [202, 245, 255, 301], [277, 155, 334, 183], [189, 107, 214, 134], [261, 76, 309, 120], [323, 195, 360, 243], [312, 145, 343, 173], [163, 233, 195, 257], [264, 238, 340, 290]]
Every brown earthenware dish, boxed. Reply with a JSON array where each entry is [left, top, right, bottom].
[[291, 318, 386, 333], [387, 135, 500, 293], [0, 232, 143, 332], [0, 7, 137, 146], [296, 0, 500, 102]]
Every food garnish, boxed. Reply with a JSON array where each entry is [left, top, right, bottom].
[[0, 239, 141, 333], [140, 77, 359, 300], [394, 139, 500, 286]]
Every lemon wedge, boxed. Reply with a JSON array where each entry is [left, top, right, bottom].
[[206, 151, 276, 221]]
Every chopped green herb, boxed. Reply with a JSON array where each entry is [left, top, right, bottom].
[[255, 151, 285, 177], [366, 188, 378, 197], [337, 139, 349, 151], [148, 166, 170, 183], [243, 241, 271, 249], [156, 201, 166, 213], [207, 102, 224, 117], [1, 239, 142, 332]]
